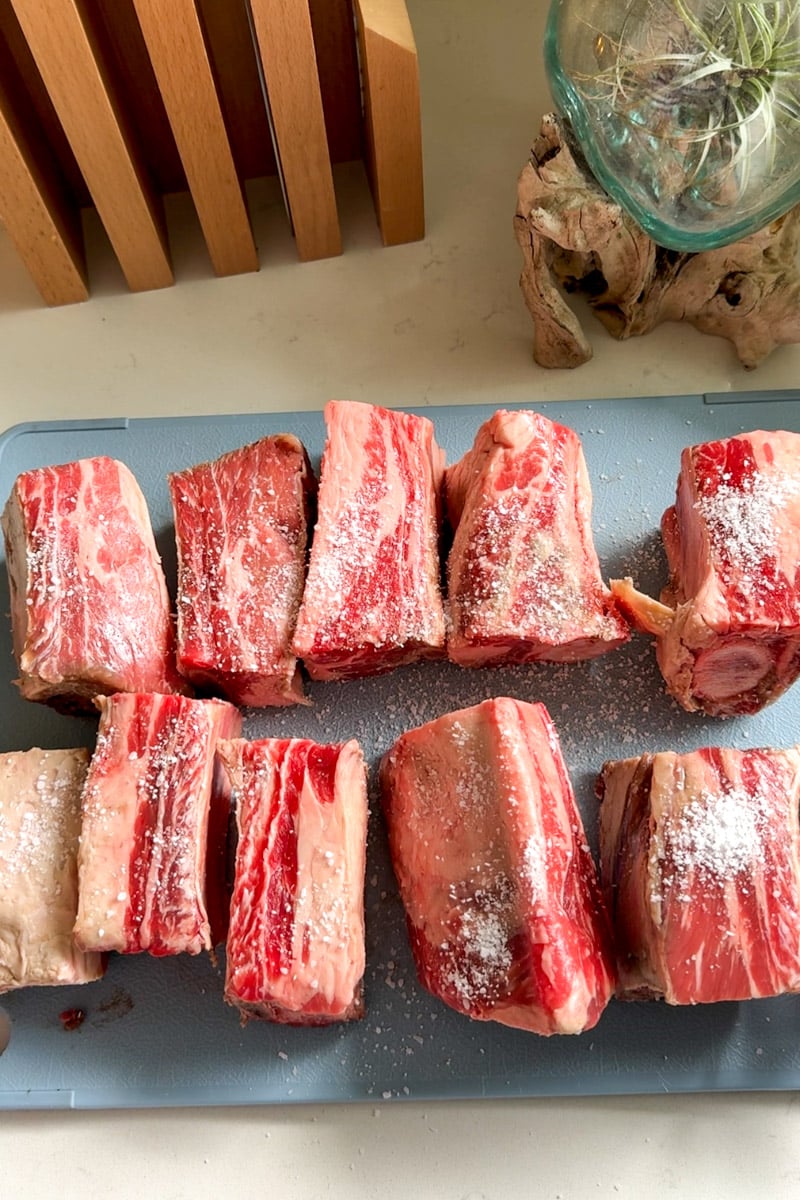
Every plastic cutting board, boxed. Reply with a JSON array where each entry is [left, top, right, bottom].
[[2, 391, 800, 1109]]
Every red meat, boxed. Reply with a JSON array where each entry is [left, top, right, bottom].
[[0, 748, 104, 993], [74, 693, 241, 956], [380, 697, 616, 1035], [598, 746, 800, 1004], [169, 435, 315, 706], [218, 737, 368, 1025], [612, 429, 800, 715], [445, 410, 628, 667], [1, 456, 187, 709], [292, 401, 446, 680]]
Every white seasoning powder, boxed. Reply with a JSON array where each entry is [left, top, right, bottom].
[[461, 909, 511, 967], [445, 899, 513, 1009], [522, 836, 546, 893], [695, 471, 797, 571], [660, 788, 767, 882]]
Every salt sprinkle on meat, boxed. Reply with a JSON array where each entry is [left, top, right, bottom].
[[461, 908, 511, 966], [695, 471, 797, 574], [522, 835, 546, 893], [659, 787, 766, 882], [446, 905, 513, 1009]]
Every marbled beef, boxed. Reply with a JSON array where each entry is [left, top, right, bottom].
[[219, 736, 368, 1024], [380, 698, 616, 1035], [612, 430, 800, 715], [2, 456, 186, 709], [74, 693, 241, 956], [169, 435, 315, 706], [292, 401, 445, 679], [0, 748, 104, 993], [598, 746, 800, 1003], [445, 411, 628, 667]]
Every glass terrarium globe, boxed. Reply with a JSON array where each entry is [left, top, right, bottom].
[[545, 0, 800, 250]]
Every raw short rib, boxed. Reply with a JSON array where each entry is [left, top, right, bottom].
[[169, 435, 315, 706], [598, 747, 800, 1004], [445, 410, 628, 667], [0, 748, 104, 993], [218, 737, 368, 1025], [74, 693, 241, 956], [612, 430, 800, 715], [380, 697, 616, 1035], [292, 400, 446, 680], [2, 456, 187, 709]]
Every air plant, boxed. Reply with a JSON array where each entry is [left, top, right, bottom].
[[587, 1, 800, 205]]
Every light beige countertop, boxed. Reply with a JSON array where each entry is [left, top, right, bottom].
[[1, 3, 800, 1197]]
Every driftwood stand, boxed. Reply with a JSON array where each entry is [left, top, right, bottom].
[[515, 114, 800, 370]]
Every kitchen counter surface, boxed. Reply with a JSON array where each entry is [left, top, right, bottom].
[[1, 3, 799, 1196]]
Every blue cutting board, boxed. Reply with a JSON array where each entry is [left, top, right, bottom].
[[1, 392, 800, 1109]]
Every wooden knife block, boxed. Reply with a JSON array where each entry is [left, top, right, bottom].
[[0, 0, 425, 305]]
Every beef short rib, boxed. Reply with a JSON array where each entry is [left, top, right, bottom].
[[445, 410, 628, 667], [0, 748, 104, 993], [612, 429, 800, 715], [218, 736, 368, 1025], [292, 400, 446, 680], [380, 697, 616, 1035], [2, 456, 187, 709], [74, 692, 241, 956], [598, 746, 800, 1004], [169, 435, 315, 706]]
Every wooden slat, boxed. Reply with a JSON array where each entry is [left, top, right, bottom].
[[249, 0, 341, 261], [131, 0, 258, 277], [85, 0, 187, 196], [0, 0, 90, 207], [355, 0, 424, 246], [308, 0, 363, 164], [196, 0, 276, 182], [0, 66, 88, 305], [10, 0, 172, 293]]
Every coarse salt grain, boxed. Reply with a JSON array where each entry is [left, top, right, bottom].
[[696, 471, 797, 573], [522, 835, 545, 892], [659, 787, 768, 882]]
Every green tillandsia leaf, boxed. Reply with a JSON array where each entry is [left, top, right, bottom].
[[546, 0, 800, 248]]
